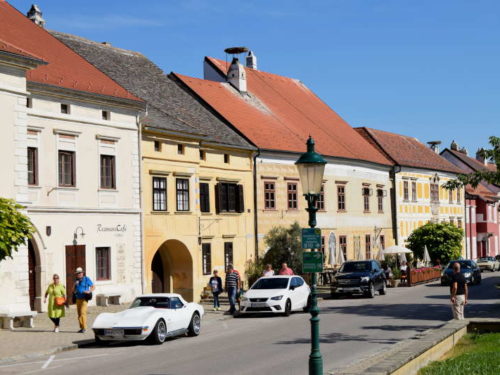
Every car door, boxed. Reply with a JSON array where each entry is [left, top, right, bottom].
[[167, 297, 186, 332], [372, 262, 383, 290], [294, 277, 309, 308], [288, 277, 299, 309]]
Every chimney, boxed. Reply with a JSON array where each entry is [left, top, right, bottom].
[[450, 140, 458, 151], [476, 148, 487, 165], [427, 140, 441, 154], [459, 147, 468, 156], [246, 50, 257, 70], [27, 4, 45, 27], [227, 57, 247, 92]]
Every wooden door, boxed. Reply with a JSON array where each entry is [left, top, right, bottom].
[[151, 251, 164, 293], [28, 241, 37, 311], [65, 245, 86, 304]]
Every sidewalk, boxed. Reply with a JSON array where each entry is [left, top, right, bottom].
[[0, 304, 228, 364]]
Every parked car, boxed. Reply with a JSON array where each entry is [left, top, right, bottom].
[[440, 260, 481, 286], [92, 294, 204, 345], [331, 260, 386, 298], [476, 256, 500, 272], [239, 276, 311, 316]]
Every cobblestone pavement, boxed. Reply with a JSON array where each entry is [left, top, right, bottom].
[[0, 303, 227, 362]]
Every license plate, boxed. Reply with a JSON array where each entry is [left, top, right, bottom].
[[251, 302, 267, 307], [104, 329, 124, 337]]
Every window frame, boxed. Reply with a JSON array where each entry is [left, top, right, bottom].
[[152, 177, 167, 211], [316, 184, 325, 211], [176, 178, 190, 211], [200, 182, 210, 213], [287, 182, 298, 210], [411, 181, 417, 202], [95, 247, 111, 281], [430, 183, 439, 203], [224, 242, 233, 271], [362, 187, 370, 212], [264, 181, 276, 210], [403, 180, 409, 201], [339, 235, 347, 260], [365, 234, 371, 259], [27, 147, 38, 186], [154, 140, 161, 152], [337, 185, 346, 211], [100, 154, 116, 189], [60, 103, 70, 114], [58, 150, 76, 187], [202, 243, 211, 275], [377, 189, 384, 213]]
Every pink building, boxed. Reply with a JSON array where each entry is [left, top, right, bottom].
[[441, 144, 499, 259]]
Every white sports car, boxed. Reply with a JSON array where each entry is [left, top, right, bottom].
[[92, 293, 204, 345], [240, 275, 311, 315]]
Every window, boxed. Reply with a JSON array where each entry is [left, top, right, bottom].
[[316, 184, 325, 210], [457, 190, 461, 204], [430, 183, 439, 203], [96, 247, 111, 280], [200, 183, 210, 213], [224, 242, 233, 271], [102, 110, 110, 120], [224, 154, 230, 164], [199, 150, 206, 161], [449, 189, 453, 204], [339, 236, 347, 260], [177, 144, 184, 155], [377, 189, 384, 212], [216, 183, 244, 213], [412, 181, 417, 201], [58, 150, 75, 187], [26, 97, 32, 108], [264, 182, 276, 210], [403, 180, 409, 201], [176, 178, 190, 211], [365, 234, 371, 259], [170, 297, 184, 309], [337, 185, 346, 211], [287, 183, 298, 210], [362, 187, 370, 212], [457, 218, 462, 229], [380, 235, 385, 250], [100, 155, 116, 189], [152, 177, 167, 211], [27, 147, 38, 186], [202, 243, 211, 275], [60, 103, 70, 114], [154, 141, 161, 152]]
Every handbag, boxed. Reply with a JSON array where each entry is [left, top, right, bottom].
[[84, 292, 93, 301], [55, 296, 66, 306]]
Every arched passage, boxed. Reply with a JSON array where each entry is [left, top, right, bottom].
[[151, 240, 193, 301], [28, 238, 43, 311]]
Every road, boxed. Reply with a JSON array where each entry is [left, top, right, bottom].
[[1, 272, 499, 375]]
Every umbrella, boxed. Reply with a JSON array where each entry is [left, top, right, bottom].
[[337, 244, 345, 264], [423, 245, 431, 264], [355, 236, 362, 260], [382, 245, 413, 255], [399, 253, 407, 263], [328, 233, 336, 267]]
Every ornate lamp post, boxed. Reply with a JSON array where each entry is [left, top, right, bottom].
[[295, 136, 326, 375]]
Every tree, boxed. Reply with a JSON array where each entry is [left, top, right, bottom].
[[0, 198, 34, 262], [406, 222, 463, 265], [263, 222, 303, 274], [444, 136, 500, 189]]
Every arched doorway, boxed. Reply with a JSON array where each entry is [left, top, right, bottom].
[[28, 240, 37, 311], [151, 240, 193, 301]]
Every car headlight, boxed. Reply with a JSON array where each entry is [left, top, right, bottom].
[[240, 296, 248, 302], [464, 272, 471, 278], [270, 295, 283, 301], [360, 276, 370, 282]]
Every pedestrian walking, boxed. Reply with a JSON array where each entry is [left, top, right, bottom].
[[450, 262, 468, 320], [278, 262, 294, 275], [225, 264, 240, 314], [43, 274, 66, 332], [208, 270, 223, 311], [73, 267, 95, 333], [262, 264, 275, 277]]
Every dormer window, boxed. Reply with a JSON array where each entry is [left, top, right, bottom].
[[102, 110, 110, 120], [26, 97, 32, 108], [61, 103, 70, 114]]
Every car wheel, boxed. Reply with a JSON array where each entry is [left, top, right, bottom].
[[365, 283, 375, 298], [187, 312, 201, 337], [379, 282, 386, 295], [284, 299, 292, 316], [94, 334, 106, 346], [303, 295, 312, 312], [148, 319, 167, 345]]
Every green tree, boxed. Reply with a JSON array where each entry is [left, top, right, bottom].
[[263, 222, 303, 274], [0, 198, 34, 262], [406, 222, 464, 265], [445, 136, 500, 189]]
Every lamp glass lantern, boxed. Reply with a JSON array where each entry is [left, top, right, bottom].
[[295, 137, 326, 195]]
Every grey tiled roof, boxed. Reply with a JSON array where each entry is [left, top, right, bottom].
[[51, 31, 253, 149]]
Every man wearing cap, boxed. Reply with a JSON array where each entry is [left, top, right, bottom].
[[73, 267, 95, 333]]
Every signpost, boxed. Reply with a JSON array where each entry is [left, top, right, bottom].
[[303, 251, 323, 273], [302, 228, 321, 249]]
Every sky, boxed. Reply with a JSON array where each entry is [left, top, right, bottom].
[[10, 0, 499, 154]]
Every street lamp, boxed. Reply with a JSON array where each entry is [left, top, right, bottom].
[[295, 136, 326, 375]]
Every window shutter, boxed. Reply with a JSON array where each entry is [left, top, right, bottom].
[[237, 184, 244, 213], [215, 184, 221, 213]]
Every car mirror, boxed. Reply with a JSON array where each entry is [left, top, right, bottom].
[[289, 286, 295, 290]]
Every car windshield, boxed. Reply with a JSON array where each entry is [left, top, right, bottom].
[[251, 278, 289, 290], [340, 262, 372, 273], [130, 297, 170, 309], [447, 261, 473, 270]]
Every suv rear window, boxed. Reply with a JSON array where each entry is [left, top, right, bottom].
[[340, 262, 372, 272]]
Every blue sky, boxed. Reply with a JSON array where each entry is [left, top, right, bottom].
[[11, 0, 499, 154]]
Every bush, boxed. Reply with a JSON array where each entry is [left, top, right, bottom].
[[244, 258, 265, 287], [263, 222, 303, 274]]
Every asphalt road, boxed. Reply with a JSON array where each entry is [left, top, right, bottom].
[[2, 272, 499, 375]]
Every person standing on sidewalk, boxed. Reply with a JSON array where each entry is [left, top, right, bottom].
[[278, 262, 294, 275], [209, 269, 223, 311], [73, 267, 95, 333], [225, 265, 240, 315], [43, 274, 66, 332], [450, 262, 468, 320], [262, 264, 275, 277]]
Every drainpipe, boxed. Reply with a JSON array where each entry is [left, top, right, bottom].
[[464, 193, 468, 259], [390, 165, 401, 245], [137, 109, 146, 294], [253, 149, 261, 260]]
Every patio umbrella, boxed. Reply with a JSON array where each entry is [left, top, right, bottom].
[[328, 233, 336, 267], [355, 237, 363, 260], [337, 244, 345, 264], [399, 253, 407, 263], [423, 245, 431, 265], [382, 245, 413, 255]]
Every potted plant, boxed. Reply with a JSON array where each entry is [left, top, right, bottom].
[[391, 269, 401, 287]]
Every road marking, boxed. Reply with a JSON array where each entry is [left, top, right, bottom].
[[0, 353, 111, 369], [41, 355, 54, 369]]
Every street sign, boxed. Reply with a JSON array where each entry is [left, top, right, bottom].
[[302, 228, 321, 249], [303, 251, 323, 273]]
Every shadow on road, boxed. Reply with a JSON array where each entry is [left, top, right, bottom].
[[275, 331, 400, 345], [361, 324, 437, 332]]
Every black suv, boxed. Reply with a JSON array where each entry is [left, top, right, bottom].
[[331, 260, 386, 298]]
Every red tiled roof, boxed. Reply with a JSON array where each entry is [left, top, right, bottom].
[[355, 127, 462, 174], [446, 149, 497, 173], [171, 57, 392, 165], [0, 1, 140, 101], [0, 38, 44, 61], [466, 184, 499, 202]]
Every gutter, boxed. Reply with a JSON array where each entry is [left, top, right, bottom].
[[253, 149, 261, 260], [137, 107, 146, 294], [390, 165, 402, 245]]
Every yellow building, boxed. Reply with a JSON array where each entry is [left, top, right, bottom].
[[357, 128, 465, 250]]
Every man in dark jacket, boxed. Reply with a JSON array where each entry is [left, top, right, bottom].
[[208, 270, 223, 311], [450, 262, 468, 320]]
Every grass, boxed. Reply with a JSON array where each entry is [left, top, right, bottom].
[[418, 333, 500, 375]]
